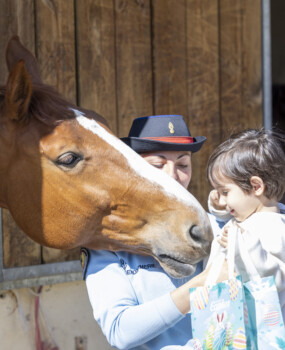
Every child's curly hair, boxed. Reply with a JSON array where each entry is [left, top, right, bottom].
[[207, 128, 285, 201]]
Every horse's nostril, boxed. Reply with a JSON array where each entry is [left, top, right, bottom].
[[189, 225, 202, 241]]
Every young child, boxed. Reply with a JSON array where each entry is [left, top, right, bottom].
[[206, 128, 285, 320]]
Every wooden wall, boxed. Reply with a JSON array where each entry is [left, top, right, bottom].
[[0, 0, 263, 268]]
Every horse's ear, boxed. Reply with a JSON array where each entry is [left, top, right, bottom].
[[5, 60, 33, 122], [6, 35, 42, 84]]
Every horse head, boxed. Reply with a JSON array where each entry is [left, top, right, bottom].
[[0, 36, 213, 278]]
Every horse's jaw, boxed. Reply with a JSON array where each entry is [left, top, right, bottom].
[[156, 258, 199, 278], [89, 197, 213, 278]]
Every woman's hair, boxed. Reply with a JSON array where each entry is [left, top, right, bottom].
[[206, 128, 285, 200]]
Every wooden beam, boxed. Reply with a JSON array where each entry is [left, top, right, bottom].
[[35, 0, 76, 103], [0, 0, 35, 84], [186, 0, 220, 209], [115, 0, 153, 137], [75, 0, 117, 133], [152, 0, 188, 117], [219, 0, 262, 139]]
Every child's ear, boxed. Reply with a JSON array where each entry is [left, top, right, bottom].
[[250, 176, 265, 196]]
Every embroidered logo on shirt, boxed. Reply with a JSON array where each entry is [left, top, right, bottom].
[[120, 259, 155, 275]]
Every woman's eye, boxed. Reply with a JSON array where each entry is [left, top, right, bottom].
[[56, 153, 82, 168], [222, 191, 228, 196], [152, 164, 164, 169]]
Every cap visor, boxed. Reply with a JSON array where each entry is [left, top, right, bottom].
[[121, 136, 206, 153]]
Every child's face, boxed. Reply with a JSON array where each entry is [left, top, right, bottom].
[[214, 176, 262, 222]]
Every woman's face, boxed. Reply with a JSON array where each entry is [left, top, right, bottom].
[[141, 151, 192, 189]]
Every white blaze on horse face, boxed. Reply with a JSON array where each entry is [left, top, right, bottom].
[[74, 110, 206, 223]]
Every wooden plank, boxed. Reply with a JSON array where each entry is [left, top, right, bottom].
[[219, 0, 244, 138], [0, 0, 35, 84], [241, 0, 263, 128], [219, 0, 262, 137], [152, 0, 187, 117], [3, 209, 41, 268], [35, 0, 76, 103], [35, 0, 78, 262], [0, 0, 41, 268], [75, 0, 117, 133], [186, 0, 220, 209], [42, 246, 80, 264], [115, 0, 153, 137]]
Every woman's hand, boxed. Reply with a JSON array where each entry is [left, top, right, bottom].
[[201, 259, 229, 284], [170, 260, 229, 315]]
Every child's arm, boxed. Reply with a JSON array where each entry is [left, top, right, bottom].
[[238, 225, 285, 293], [219, 219, 285, 295]]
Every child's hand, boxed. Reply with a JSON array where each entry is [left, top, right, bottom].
[[209, 190, 227, 211], [218, 226, 228, 249], [218, 221, 245, 249]]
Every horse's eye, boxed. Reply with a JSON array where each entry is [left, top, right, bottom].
[[56, 152, 82, 168]]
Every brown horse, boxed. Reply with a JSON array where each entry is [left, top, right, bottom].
[[0, 36, 213, 278]]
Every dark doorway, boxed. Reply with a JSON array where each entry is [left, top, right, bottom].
[[271, 0, 285, 204], [271, 0, 285, 133]]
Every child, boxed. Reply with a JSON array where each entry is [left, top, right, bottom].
[[206, 128, 285, 320]]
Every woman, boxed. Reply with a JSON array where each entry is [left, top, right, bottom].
[[82, 115, 226, 350]]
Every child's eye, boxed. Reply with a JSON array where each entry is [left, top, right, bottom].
[[178, 164, 188, 169], [222, 191, 228, 196]]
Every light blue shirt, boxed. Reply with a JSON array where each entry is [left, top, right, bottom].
[[85, 249, 204, 350]]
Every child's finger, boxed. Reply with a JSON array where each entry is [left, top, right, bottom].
[[209, 190, 227, 210], [218, 238, 227, 249], [209, 189, 219, 201], [223, 227, 228, 236]]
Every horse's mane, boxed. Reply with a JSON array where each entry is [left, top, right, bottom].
[[0, 84, 77, 126]]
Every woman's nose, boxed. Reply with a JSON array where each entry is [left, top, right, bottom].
[[164, 163, 178, 181]]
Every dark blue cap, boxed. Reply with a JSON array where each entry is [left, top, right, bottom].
[[121, 115, 206, 153]]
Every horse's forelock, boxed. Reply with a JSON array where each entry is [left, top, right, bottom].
[[0, 83, 75, 126], [29, 84, 76, 126]]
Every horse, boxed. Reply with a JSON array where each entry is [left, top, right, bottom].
[[0, 36, 213, 278]]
